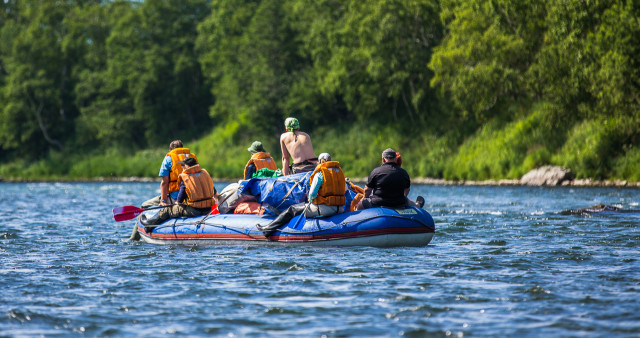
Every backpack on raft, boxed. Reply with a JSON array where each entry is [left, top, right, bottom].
[[233, 202, 265, 215], [217, 183, 256, 214]]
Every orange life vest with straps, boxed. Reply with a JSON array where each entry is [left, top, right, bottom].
[[309, 161, 346, 206], [178, 164, 215, 209], [167, 148, 198, 193], [243, 152, 278, 179]]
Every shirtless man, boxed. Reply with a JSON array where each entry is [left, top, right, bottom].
[[280, 117, 318, 175]]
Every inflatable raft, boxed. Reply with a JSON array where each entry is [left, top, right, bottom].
[[136, 206, 435, 247]]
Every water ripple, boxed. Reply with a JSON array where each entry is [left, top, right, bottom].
[[0, 183, 639, 336]]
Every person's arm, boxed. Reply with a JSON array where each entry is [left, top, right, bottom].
[[364, 185, 373, 198], [404, 171, 411, 197], [160, 176, 170, 205], [177, 181, 187, 204], [364, 169, 376, 198], [245, 163, 256, 179], [158, 156, 173, 205], [308, 172, 323, 203], [213, 188, 219, 204], [280, 134, 291, 175]]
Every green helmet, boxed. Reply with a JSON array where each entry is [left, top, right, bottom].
[[247, 141, 265, 154], [284, 117, 300, 131]]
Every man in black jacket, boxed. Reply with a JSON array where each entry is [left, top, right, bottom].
[[356, 148, 424, 210]]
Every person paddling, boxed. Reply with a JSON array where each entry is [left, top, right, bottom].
[[142, 140, 197, 208], [141, 157, 218, 226], [280, 117, 317, 175]]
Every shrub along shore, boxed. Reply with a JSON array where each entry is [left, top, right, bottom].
[[1, 121, 638, 187], [1, 2, 638, 183], [2, 176, 638, 188]]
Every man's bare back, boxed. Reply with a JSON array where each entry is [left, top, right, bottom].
[[280, 131, 316, 175]]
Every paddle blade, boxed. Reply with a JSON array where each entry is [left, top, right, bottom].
[[291, 214, 306, 230], [113, 205, 145, 222]]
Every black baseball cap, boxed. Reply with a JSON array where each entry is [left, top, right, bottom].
[[179, 157, 198, 166]]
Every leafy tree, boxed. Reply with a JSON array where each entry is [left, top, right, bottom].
[[430, 0, 546, 124], [133, 0, 213, 146], [585, 1, 640, 119], [293, 0, 442, 126], [77, 0, 212, 149], [0, 1, 78, 158], [527, 0, 607, 125], [198, 0, 309, 138], [69, 1, 139, 150]]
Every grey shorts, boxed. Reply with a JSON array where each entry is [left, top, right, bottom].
[[291, 163, 317, 174]]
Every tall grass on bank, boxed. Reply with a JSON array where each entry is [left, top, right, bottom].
[[553, 115, 640, 179], [1, 113, 638, 182], [443, 104, 566, 180], [189, 122, 435, 180], [0, 149, 161, 180]]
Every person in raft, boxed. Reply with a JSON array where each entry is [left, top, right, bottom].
[[280, 117, 318, 175], [142, 140, 198, 208], [355, 148, 424, 210], [257, 152, 345, 236], [141, 157, 219, 226], [244, 141, 278, 180]]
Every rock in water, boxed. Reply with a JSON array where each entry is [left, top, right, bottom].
[[560, 203, 621, 215], [520, 166, 574, 186]]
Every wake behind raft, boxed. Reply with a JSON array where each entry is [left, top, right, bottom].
[[127, 172, 435, 247]]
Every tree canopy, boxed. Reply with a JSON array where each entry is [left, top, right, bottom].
[[0, 0, 638, 181]]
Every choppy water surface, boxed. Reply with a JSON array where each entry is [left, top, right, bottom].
[[1, 182, 639, 336]]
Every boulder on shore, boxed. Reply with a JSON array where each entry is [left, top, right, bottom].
[[520, 166, 574, 186]]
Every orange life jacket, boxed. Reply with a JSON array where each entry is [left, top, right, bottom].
[[243, 152, 278, 179], [167, 148, 198, 193], [178, 164, 215, 208], [309, 161, 346, 206]]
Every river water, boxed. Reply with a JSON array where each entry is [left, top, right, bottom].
[[1, 182, 639, 336]]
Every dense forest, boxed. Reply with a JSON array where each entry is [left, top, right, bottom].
[[1, 0, 638, 181]]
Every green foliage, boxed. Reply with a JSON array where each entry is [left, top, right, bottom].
[[169, 120, 451, 180], [76, 0, 213, 149], [189, 124, 251, 179], [0, 148, 159, 180], [72, 1, 143, 149], [0, 0, 639, 183], [612, 146, 640, 182], [430, 0, 545, 123], [443, 103, 566, 180], [552, 115, 640, 179], [585, 1, 640, 118], [0, 1, 76, 157], [66, 148, 161, 178], [293, 0, 442, 124], [197, 0, 304, 135]]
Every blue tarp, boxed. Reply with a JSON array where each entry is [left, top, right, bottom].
[[238, 172, 358, 213]]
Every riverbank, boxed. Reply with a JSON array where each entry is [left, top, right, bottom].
[[2, 175, 638, 187]]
